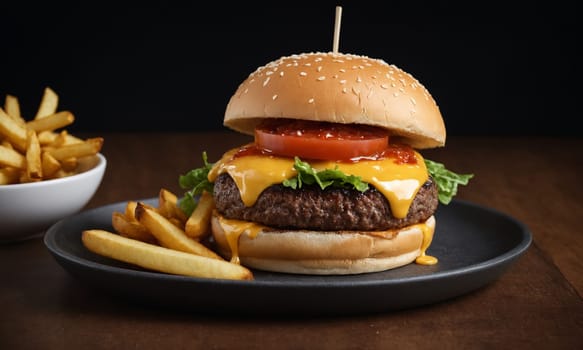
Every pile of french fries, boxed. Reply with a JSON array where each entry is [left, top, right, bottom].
[[82, 188, 254, 281], [0, 87, 103, 185]]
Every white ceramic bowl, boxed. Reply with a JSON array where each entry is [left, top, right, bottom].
[[0, 153, 106, 243]]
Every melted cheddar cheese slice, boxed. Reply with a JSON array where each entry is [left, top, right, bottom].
[[208, 146, 429, 219]]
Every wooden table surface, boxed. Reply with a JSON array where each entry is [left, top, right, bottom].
[[2, 132, 582, 349]]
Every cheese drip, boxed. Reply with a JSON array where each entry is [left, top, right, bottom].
[[217, 215, 437, 266], [415, 220, 438, 265], [208, 147, 428, 219], [217, 214, 265, 264]]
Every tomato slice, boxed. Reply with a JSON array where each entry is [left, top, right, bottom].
[[254, 119, 389, 161]]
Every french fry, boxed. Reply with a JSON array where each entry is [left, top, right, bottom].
[[0, 108, 27, 151], [125, 200, 170, 227], [60, 131, 84, 145], [0, 144, 26, 168], [18, 171, 31, 183], [36, 130, 58, 145], [124, 201, 140, 221], [134, 202, 222, 260], [157, 188, 175, 217], [0, 167, 19, 185], [38, 129, 84, 146], [112, 212, 157, 244], [47, 137, 103, 161], [185, 190, 215, 240], [3, 95, 25, 126], [158, 188, 187, 224], [60, 157, 78, 172], [82, 229, 253, 280], [50, 168, 75, 179], [126, 200, 159, 220], [25, 130, 42, 179], [34, 87, 59, 119], [46, 130, 79, 148], [26, 111, 74, 132], [41, 152, 61, 178]]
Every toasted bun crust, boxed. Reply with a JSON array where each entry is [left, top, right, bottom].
[[224, 52, 445, 149], [211, 213, 435, 275]]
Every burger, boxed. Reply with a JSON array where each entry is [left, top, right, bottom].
[[179, 52, 472, 275]]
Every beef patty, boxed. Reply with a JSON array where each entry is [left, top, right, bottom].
[[213, 173, 438, 231]]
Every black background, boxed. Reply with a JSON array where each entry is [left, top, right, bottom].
[[1, 1, 579, 136]]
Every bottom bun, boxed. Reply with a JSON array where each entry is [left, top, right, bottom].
[[211, 213, 436, 275]]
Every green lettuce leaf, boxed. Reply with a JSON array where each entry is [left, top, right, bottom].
[[425, 159, 474, 205], [178, 152, 214, 216], [282, 157, 369, 192]]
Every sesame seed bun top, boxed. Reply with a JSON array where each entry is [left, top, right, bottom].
[[224, 52, 446, 149]]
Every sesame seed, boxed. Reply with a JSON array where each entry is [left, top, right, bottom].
[[300, 72, 307, 76], [410, 97, 417, 105], [342, 88, 348, 93], [340, 80, 346, 84], [332, 74, 338, 79], [243, 88, 249, 94], [393, 92, 399, 97], [266, 71, 273, 76], [263, 77, 271, 87], [304, 63, 312, 66], [380, 84, 389, 89], [339, 69, 346, 73], [317, 66, 323, 72], [317, 76, 326, 81], [279, 71, 284, 77], [308, 98, 314, 103], [356, 77, 362, 83], [272, 94, 278, 100]]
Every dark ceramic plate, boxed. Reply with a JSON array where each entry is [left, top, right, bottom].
[[44, 198, 531, 316]]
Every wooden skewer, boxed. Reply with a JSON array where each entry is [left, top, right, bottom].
[[332, 6, 342, 53]]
